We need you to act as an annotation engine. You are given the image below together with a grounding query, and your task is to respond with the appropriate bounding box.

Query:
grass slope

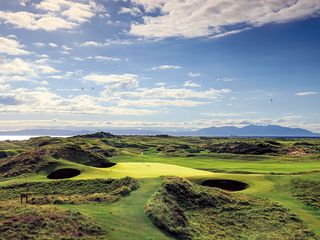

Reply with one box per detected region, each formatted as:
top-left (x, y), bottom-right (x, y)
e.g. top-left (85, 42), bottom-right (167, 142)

top-left (61, 178), bottom-right (174, 240)
top-left (145, 177), bottom-right (318, 240)
top-left (0, 177), bottom-right (139, 205)
top-left (0, 202), bottom-right (104, 240)
top-left (111, 153), bottom-right (320, 174)
top-left (291, 178), bottom-right (320, 210)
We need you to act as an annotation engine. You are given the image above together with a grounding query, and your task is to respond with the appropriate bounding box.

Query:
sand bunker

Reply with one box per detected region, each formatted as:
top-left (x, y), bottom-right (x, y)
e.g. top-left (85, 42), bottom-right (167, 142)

top-left (201, 179), bottom-right (248, 191)
top-left (47, 168), bottom-right (81, 179)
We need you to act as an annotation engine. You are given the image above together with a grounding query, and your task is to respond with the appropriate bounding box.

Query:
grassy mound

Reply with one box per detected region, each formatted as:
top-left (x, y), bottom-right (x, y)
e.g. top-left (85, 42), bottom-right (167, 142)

top-left (48, 143), bottom-right (115, 167)
top-left (145, 177), bottom-right (317, 240)
top-left (291, 179), bottom-right (320, 210)
top-left (0, 143), bottom-right (115, 177)
top-left (0, 202), bottom-right (104, 240)
top-left (76, 131), bottom-right (116, 139)
top-left (0, 177), bottom-right (139, 204)
top-left (205, 141), bottom-right (287, 154)
top-left (26, 136), bottom-right (65, 147)
top-left (156, 144), bottom-right (202, 155)
top-left (0, 148), bottom-right (49, 177)
top-left (292, 142), bottom-right (320, 154)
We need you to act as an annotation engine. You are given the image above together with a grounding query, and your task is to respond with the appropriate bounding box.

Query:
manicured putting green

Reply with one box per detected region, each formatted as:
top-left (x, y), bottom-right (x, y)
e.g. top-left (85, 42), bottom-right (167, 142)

top-left (0, 162), bottom-right (216, 186)
top-left (76, 162), bottom-right (214, 179)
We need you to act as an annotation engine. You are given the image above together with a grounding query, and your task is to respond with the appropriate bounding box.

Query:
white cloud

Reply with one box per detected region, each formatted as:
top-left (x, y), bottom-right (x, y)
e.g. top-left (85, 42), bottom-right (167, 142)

top-left (184, 80), bottom-right (201, 88)
top-left (48, 75), bottom-right (63, 79)
top-left (78, 38), bottom-right (156, 47)
top-left (62, 45), bottom-right (72, 51)
top-left (96, 83), bottom-right (230, 109)
top-left (33, 42), bottom-right (46, 47)
top-left (117, 98), bottom-right (207, 107)
top-left (79, 41), bottom-right (102, 47)
top-left (119, 7), bottom-right (142, 16)
top-left (83, 73), bottom-right (139, 88)
top-left (0, 84), bottom-right (11, 92)
top-left (295, 91), bottom-right (317, 96)
top-left (129, 0), bottom-right (320, 38)
top-left (188, 72), bottom-right (202, 78)
top-left (88, 56), bottom-right (121, 62)
top-left (37, 65), bottom-right (59, 74)
top-left (0, 87), bottom-right (156, 116)
top-left (7, 34), bottom-right (17, 39)
top-left (36, 0), bottom-right (105, 23)
top-left (0, 0), bottom-right (105, 31)
top-left (74, 57), bottom-right (85, 61)
top-left (216, 77), bottom-right (235, 82)
top-left (113, 87), bottom-right (230, 100)
top-left (35, 0), bottom-right (65, 11)
top-left (0, 58), bottom-right (37, 76)
top-left (19, 0), bottom-right (30, 7)
top-left (211, 28), bottom-right (251, 39)
top-left (155, 82), bottom-right (166, 86)
top-left (106, 107), bottom-right (158, 115)
top-left (61, 4), bottom-right (96, 23)
top-left (0, 58), bottom-right (59, 83)
top-left (0, 11), bottom-right (76, 31)
top-left (35, 58), bottom-right (49, 64)
top-left (0, 36), bottom-right (31, 55)
top-left (150, 65), bottom-right (181, 70)
top-left (48, 42), bottom-right (58, 48)
top-left (202, 112), bottom-right (240, 117)
top-left (40, 80), bottom-right (49, 85)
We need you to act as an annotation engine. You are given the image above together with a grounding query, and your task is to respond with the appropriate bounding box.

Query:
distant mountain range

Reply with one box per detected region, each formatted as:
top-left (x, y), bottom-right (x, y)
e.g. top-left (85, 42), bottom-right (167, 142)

top-left (0, 125), bottom-right (319, 137)
top-left (188, 125), bottom-right (320, 137)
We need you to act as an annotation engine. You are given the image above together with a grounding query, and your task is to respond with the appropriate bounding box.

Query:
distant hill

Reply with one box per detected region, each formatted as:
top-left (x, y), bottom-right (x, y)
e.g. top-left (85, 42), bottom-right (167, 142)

top-left (0, 125), bottom-right (319, 137)
top-left (189, 125), bottom-right (320, 137)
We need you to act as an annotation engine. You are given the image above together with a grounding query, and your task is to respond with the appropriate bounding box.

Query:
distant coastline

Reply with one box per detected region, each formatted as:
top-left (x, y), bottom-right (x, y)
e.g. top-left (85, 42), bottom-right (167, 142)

top-left (0, 124), bottom-right (319, 139)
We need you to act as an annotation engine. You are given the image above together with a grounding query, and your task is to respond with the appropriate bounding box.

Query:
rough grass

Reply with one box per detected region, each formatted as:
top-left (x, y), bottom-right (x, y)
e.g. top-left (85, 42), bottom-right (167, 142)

top-left (0, 202), bottom-right (104, 240)
top-left (292, 142), bottom-right (320, 154)
top-left (0, 142), bottom-right (114, 178)
top-left (48, 143), bottom-right (115, 167)
top-left (0, 177), bottom-right (139, 204)
top-left (204, 141), bottom-right (287, 154)
top-left (0, 148), bottom-right (50, 177)
top-left (291, 179), bottom-right (320, 210)
top-left (75, 131), bottom-right (116, 139)
top-left (145, 176), bottom-right (318, 240)
top-left (2, 135), bottom-right (320, 158)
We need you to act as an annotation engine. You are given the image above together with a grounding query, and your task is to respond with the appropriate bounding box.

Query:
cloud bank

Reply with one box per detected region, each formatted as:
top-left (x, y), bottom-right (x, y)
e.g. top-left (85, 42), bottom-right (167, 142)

top-left (129, 0), bottom-right (320, 38)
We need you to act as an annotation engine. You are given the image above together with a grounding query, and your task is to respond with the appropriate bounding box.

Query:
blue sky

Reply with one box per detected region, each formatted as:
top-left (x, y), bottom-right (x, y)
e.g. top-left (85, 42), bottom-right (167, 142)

top-left (0, 0), bottom-right (319, 132)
